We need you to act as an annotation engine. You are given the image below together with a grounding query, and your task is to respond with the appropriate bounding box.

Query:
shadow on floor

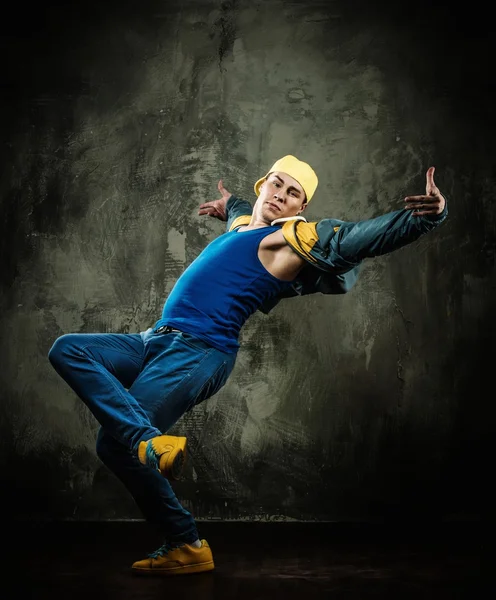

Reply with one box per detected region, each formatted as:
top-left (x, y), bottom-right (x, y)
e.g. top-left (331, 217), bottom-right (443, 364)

top-left (11, 521), bottom-right (488, 599)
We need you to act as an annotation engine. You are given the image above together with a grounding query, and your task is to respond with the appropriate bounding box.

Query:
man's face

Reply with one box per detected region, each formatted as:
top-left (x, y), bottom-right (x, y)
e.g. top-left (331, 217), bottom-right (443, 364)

top-left (257, 171), bottom-right (306, 222)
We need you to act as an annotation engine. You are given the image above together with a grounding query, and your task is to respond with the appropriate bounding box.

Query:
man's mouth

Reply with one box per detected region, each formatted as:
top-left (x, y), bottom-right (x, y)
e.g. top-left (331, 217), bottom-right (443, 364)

top-left (267, 202), bottom-right (281, 212)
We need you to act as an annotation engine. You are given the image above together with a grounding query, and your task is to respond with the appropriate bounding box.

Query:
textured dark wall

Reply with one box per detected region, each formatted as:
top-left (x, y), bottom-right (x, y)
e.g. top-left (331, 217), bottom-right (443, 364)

top-left (1, 0), bottom-right (494, 523)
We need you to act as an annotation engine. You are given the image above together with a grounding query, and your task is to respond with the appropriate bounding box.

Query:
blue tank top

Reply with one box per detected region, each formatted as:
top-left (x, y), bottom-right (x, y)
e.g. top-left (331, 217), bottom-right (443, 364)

top-left (155, 226), bottom-right (292, 353)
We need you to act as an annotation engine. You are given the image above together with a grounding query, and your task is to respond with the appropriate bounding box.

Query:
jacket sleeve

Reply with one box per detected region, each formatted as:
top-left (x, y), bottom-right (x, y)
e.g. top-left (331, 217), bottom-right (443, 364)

top-left (226, 195), bottom-right (253, 232)
top-left (312, 203), bottom-right (448, 271)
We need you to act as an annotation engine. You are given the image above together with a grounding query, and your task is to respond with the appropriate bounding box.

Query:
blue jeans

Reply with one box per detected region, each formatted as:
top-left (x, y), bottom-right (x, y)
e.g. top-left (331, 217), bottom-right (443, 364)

top-left (48, 327), bottom-right (236, 544)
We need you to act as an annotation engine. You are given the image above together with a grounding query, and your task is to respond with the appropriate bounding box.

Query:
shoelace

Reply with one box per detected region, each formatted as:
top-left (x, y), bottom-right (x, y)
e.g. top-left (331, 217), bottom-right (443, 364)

top-left (148, 541), bottom-right (184, 558)
top-left (145, 440), bottom-right (173, 471)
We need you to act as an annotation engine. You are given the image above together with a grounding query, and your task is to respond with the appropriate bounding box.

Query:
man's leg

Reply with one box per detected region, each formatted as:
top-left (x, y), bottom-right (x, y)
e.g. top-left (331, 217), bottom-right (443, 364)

top-left (122, 329), bottom-right (236, 574)
top-left (48, 331), bottom-right (201, 541)
top-left (49, 328), bottom-right (236, 573)
top-left (48, 332), bottom-right (162, 450)
top-left (130, 329), bottom-right (234, 430)
top-left (95, 429), bottom-right (198, 543)
top-left (129, 329), bottom-right (236, 474)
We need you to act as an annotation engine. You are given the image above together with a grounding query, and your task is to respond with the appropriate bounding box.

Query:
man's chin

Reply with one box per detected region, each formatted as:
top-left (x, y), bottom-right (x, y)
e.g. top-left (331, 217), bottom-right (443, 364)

top-left (263, 205), bottom-right (282, 219)
top-left (262, 214), bottom-right (278, 225)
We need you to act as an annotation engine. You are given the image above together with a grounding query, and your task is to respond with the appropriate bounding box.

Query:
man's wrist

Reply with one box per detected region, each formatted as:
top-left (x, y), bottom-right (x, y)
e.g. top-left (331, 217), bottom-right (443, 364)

top-left (428, 197), bottom-right (448, 221)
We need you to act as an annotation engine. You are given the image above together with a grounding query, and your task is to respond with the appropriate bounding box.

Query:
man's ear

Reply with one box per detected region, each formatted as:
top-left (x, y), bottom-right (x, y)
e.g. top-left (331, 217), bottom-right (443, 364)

top-left (297, 202), bottom-right (307, 215)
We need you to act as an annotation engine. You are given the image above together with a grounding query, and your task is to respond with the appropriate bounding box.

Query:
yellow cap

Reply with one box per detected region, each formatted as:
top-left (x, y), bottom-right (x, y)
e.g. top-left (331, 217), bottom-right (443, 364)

top-left (254, 155), bottom-right (318, 202)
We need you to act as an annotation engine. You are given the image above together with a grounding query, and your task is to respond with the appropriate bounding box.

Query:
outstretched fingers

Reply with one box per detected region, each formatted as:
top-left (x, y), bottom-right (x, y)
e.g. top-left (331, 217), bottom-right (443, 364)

top-left (404, 167), bottom-right (445, 216)
top-left (198, 180), bottom-right (231, 220)
top-left (404, 194), bottom-right (440, 215)
top-left (198, 202), bottom-right (218, 216)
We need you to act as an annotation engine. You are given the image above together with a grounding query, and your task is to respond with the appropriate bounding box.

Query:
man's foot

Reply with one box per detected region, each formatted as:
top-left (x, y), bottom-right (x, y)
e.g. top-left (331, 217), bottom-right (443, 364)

top-left (131, 540), bottom-right (214, 575)
top-left (138, 435), bottom-right (187, 480)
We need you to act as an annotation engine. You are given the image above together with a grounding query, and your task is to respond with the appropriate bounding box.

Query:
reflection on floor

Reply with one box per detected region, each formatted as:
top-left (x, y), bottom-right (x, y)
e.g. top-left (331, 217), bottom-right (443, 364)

top-left (12, 521), bottom-right (486, 599)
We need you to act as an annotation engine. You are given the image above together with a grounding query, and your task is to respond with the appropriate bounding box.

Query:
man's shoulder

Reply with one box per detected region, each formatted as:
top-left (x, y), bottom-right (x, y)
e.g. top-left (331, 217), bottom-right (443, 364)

top-left (228, 215), bottom-right (251, 231)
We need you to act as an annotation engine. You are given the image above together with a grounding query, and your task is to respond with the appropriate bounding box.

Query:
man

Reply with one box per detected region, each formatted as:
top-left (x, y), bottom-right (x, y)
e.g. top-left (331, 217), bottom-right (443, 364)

top-left (48, 155), bottom-right (447, 575)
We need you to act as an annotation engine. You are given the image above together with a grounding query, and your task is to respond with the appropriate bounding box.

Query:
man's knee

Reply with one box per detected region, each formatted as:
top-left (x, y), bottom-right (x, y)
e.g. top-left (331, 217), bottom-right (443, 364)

top-left (47, 334), bottom-right (81, 368)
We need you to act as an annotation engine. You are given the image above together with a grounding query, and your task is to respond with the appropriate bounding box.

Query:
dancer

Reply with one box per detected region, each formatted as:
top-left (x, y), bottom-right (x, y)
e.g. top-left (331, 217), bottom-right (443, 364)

top-left (48, 155), bottom-right (447, 574)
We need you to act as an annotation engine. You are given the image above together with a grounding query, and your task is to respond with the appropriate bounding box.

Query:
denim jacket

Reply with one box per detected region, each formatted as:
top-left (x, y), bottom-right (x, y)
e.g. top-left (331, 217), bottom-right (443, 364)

top-left (225, 194), bottom-right (448, 314)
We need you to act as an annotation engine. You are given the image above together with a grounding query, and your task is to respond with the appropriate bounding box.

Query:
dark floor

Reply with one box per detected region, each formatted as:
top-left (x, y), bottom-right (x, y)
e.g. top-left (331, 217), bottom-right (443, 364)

top-left (11, 521), bottom-right (489, 599)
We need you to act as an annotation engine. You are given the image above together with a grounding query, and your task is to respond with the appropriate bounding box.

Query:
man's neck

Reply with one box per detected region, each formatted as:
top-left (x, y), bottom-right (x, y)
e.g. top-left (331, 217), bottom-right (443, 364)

top-left (242, 216), bottom-right (272, 230)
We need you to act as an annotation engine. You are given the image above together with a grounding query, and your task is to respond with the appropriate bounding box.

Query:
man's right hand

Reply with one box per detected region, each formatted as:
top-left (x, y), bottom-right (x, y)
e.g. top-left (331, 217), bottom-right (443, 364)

top-left (198, 180), bottom-right (232, 222)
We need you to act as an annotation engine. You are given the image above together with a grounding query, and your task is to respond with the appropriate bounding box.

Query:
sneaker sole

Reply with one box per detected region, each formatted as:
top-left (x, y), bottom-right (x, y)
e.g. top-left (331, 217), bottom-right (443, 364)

top-left (160, 438), bottom-right (187, 480)
top-left (170, 447), bottom-right (186, 480)
top-left (132, 560), bottom-right (214, 576)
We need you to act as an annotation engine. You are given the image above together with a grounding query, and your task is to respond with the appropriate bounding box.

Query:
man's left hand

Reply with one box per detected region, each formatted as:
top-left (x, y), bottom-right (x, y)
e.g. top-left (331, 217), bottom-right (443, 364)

top-left (404, 167), bottom-right (446, 216)
top-left (198, 179), bottom-right (232, 221)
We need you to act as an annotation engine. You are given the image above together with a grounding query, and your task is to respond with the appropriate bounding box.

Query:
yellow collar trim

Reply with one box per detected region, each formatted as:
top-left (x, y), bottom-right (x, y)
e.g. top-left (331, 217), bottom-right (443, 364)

top-left (270, 216), bottom-right (308, 226)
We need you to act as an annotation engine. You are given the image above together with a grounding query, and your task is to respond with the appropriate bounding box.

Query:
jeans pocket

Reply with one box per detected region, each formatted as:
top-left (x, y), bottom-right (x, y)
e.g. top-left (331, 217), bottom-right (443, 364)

top-left (178, 332), bottom-right (212, 353)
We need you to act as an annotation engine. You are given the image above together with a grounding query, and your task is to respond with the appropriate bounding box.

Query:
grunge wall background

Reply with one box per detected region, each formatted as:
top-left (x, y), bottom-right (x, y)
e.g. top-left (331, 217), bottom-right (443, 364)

top-left (1, 0), bottom-right (494, 522)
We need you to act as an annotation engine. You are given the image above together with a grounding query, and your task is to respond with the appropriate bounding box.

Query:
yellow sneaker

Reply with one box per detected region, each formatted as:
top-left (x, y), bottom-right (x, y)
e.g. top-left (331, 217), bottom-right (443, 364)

top-left (138, 435), bottom-right (187, 480)
top-left (131, 539), bottom-right (214, 575)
